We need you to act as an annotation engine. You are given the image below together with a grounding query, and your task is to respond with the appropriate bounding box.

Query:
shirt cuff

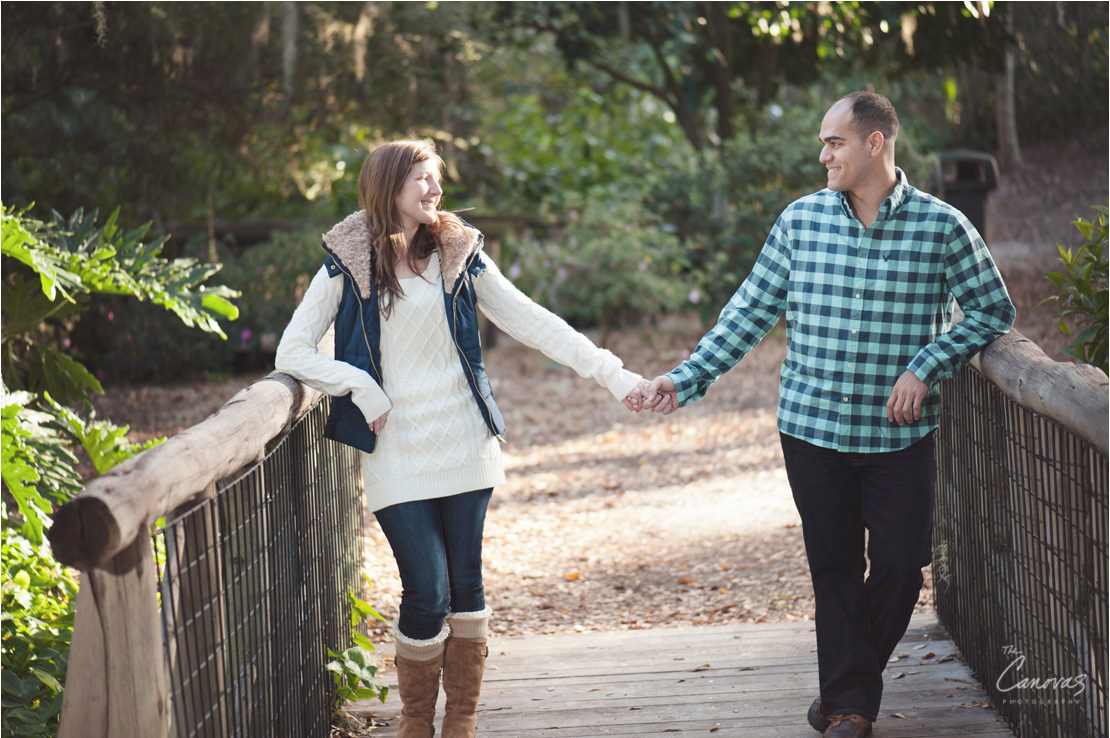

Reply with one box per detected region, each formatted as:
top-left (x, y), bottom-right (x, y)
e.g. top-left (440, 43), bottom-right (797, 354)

top-left (907, 350), bottom-right (944, 388)
top-left (351, 385), bottom-right (392, 423)
top-left (606, 368), bottom-right (643, 402)
top-left (667, 364), bottom-right (701, 406)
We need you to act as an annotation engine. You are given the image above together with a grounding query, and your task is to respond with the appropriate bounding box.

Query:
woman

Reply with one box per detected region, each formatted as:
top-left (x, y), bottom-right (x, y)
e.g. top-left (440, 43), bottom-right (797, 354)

top-left (275, 139), bottom-right (648, 738)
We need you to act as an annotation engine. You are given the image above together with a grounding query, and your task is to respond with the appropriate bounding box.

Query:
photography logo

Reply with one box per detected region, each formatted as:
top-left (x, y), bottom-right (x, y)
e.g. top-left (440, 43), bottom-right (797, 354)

top-left (996, 645), bottom-right (1088, 706)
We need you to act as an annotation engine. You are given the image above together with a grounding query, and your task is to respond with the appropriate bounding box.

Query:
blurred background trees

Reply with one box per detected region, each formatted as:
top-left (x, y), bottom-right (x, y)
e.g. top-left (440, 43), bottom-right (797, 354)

top-left (2, 0), bottom-right (1107, 381)
top-left (3, 0), bottom-right (1107, 387)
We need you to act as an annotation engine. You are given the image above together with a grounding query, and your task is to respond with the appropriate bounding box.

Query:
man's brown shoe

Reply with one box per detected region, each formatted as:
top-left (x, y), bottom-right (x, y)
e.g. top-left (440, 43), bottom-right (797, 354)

top-left (826, 714), bottom-right (872, 738)
top-left (807, 698), bottom-right (830, 733)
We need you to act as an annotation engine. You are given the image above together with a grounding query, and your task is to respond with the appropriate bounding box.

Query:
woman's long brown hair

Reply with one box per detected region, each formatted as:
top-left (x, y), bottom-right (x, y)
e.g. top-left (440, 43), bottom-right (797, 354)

top-left (357, 139), bottom-right (464, 317)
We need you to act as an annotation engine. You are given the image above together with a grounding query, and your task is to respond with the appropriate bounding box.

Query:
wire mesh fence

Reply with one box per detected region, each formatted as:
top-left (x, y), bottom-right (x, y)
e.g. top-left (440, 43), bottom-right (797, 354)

top-left (935, 364), bottom-right (1108, 738)
top-left (152, 397), bottom-right (364, 738)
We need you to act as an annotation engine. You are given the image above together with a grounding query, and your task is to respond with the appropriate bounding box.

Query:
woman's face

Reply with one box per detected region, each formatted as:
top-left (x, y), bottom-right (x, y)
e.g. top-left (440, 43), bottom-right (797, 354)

top-left (394, 159), bottom-right (443, 235)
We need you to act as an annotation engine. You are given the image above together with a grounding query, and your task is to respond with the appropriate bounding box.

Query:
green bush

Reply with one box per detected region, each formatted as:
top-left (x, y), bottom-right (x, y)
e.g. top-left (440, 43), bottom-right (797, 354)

top-left (217, 227), bottom-right (329, 363)
top-left (503, 188), bottom-right (692, 344)
top-left (1, 204), bottom-right (235, 738)
top-left (1042, 204), bottom-right (1109, 374)
top-left (642, 104), bottom-right (826, 319)
top-left (0, 503), bottom-right (77, 738)
top-left (77, 225), bottom-right (328, 383)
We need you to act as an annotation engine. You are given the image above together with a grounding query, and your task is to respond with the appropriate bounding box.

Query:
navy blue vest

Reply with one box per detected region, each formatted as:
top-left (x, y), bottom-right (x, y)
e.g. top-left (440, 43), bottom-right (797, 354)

top-left (320, 240), bottom-right (506, 454)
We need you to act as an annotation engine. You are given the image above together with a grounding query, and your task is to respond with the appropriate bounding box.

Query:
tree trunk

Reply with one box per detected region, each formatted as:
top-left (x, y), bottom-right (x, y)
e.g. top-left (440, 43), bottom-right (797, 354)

top-left (994, 14), bottom-right (1023, 171)
top-left (281, 2), bottom-right (297, 100)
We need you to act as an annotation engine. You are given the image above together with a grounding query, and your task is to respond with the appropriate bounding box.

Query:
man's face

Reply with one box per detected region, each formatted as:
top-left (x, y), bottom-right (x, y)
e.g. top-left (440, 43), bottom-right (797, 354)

top-left (818, 101), bottom-right (874, 193)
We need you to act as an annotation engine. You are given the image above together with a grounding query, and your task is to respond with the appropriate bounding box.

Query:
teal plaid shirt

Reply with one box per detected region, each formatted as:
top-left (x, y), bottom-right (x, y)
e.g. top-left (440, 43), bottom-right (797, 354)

top-left (668, 170), bottom-right (1015, 453)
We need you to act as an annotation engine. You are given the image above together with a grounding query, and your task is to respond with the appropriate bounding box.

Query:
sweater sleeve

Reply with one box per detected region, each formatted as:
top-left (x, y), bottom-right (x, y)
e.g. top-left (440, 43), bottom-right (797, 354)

top-left (274, 266), bottom-right (392, 422)
top-left (472, 256), bottom-right (642, 401)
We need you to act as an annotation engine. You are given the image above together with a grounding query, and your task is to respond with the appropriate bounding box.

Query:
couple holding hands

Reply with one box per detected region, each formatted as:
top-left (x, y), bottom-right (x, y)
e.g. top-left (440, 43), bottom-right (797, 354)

top-left (276, 91), bottom-right (1015, 738)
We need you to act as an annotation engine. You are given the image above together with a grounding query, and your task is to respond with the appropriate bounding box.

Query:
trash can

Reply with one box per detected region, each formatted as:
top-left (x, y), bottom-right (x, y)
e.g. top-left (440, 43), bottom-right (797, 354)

top-left (934, 150), bottom-right (999, 243)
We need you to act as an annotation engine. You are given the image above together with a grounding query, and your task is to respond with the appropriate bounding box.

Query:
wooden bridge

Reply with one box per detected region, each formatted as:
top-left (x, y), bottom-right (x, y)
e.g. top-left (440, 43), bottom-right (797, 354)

top-left (47, 329), bottom-right (1106, 738)
top-left (353, 614), bottom-right (1014, 737)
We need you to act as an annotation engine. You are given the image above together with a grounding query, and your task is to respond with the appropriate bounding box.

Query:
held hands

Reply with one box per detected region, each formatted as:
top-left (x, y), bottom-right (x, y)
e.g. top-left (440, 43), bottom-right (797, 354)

top-left (622, 380), bottom-right (651, 412)
top-left (623, 375), bottom-right (679, 415)
top-left (886, 371), bottom-right (927, 425)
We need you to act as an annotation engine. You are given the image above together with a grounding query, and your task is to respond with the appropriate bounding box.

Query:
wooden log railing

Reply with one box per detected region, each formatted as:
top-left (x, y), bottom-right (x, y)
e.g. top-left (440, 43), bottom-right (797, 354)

top-left (935, 329), bottom-right (1109, 738)
top-left (968, 330), bottom-right (1108, 455)
top-left (48, 337), bottom-right (340, 738)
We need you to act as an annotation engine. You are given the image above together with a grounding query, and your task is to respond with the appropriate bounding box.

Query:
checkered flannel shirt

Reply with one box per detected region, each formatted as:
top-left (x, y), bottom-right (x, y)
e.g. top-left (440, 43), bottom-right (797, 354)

top-left (668, 169), bottom-right (1015, 453)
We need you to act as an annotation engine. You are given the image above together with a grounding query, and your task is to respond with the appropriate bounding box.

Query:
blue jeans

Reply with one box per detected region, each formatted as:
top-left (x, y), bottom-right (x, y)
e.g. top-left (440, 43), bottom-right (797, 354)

top-left (780, 432), bottom-right (936, 722)
top-left (373, 488), bottom-right (493, 641)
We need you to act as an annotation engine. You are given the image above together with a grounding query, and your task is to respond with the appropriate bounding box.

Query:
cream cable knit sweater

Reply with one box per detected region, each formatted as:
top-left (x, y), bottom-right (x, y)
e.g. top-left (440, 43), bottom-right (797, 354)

top-left (275, 250), bottom-right (641, 512)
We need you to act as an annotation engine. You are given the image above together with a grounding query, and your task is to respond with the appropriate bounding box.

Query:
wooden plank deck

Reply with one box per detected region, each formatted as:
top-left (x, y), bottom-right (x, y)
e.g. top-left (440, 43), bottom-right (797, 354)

top-left (350, 613), bottom-right (1014, 737)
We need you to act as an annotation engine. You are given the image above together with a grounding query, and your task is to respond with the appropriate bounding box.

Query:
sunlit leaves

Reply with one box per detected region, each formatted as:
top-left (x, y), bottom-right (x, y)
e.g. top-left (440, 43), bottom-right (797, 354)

top-left (1, 204), bottom-right (241, 405)
top-left (1040, 204), bottom-right (1109, 373)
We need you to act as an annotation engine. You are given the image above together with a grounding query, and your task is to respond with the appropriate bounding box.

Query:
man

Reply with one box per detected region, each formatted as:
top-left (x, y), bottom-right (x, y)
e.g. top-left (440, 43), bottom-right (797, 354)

top-left (642, 91), bottom-right (1015, 737)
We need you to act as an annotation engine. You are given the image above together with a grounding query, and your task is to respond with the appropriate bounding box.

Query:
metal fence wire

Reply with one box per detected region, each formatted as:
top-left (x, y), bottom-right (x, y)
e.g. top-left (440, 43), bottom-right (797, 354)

top-left (935, 364), bottom-right (1108, 738)
top-left (152, 397), bottom-right (364, 738)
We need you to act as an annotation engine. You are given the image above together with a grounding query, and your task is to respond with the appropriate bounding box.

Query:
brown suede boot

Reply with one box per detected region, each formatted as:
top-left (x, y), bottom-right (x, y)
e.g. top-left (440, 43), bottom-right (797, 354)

top-left (441, 609), bottom-right (491, 738)
top-left (394, 621), bottom-right (450, 738)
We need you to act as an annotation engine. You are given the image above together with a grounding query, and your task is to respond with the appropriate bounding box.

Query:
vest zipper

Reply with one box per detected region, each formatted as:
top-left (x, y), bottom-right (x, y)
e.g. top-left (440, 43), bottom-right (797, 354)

top-left (333, 259), bottom-right (380, 383)
top-left (451, 265), bottom-right (505, 443)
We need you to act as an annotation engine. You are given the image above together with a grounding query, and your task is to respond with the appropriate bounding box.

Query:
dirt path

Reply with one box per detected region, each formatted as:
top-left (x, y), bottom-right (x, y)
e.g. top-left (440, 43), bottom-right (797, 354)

top-left (362, 320), bottom-right (825, 640)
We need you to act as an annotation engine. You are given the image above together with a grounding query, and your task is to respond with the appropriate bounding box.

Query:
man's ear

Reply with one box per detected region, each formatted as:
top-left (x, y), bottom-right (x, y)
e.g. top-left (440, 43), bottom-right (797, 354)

top-left (868, 131), bottom-right (885, 156)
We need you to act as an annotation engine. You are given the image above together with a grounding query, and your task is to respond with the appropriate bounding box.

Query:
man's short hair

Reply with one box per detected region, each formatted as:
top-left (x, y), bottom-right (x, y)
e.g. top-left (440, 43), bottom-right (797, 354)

top-left (839, 91), bottom-right (899, 142)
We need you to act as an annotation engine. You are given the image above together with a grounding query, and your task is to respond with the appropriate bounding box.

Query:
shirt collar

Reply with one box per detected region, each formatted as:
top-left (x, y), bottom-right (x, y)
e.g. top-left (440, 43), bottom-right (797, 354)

top-left (837, 167), bottom-right (910, 224)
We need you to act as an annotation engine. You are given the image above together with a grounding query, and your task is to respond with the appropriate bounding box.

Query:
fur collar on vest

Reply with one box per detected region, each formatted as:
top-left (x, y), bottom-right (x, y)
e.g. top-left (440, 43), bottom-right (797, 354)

top-left (322, 210), bottom-right (480, 298)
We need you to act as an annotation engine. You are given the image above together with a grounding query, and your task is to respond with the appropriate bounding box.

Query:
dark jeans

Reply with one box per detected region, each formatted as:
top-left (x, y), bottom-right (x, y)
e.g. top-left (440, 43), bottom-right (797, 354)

top-left (780, 432), bottom-right (936, 722)
top-left (374, 488), bottom-right (493, 641)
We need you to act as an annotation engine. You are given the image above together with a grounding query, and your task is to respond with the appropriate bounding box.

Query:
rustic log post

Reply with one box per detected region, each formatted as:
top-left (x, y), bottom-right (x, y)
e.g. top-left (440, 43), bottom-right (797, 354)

top-left (57, 533), bottom-right (171, 738)
top-left (49, 331), bottom-right (336, 738)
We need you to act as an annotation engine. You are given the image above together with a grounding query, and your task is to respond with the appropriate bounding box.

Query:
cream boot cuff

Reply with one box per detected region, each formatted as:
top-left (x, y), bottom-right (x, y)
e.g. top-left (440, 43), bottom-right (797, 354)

top-left (393, 619), bottom-right (451, 662)
top-left (445, 607), bottom-right (492, 640)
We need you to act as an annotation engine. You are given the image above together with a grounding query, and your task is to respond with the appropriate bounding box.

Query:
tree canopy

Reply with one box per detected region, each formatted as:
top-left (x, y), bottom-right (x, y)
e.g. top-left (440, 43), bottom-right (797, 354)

top-left (3, 2), bottom-right (1106, 231)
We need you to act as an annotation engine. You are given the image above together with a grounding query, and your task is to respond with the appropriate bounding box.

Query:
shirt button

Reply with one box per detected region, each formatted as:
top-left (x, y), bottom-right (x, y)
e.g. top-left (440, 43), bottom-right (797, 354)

top-left (843, 396), bottom-right (849, 402)
top-left (851, 329), bottom-right (858, 334)
top-left (855, 293), bottom-right (861, 298)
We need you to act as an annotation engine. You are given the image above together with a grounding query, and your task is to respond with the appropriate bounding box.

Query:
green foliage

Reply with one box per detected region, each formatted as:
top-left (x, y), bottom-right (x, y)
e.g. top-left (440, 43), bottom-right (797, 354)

top-left (644, 103), bottom-right (827, 318)
top-left (476, 63), bottom-right (677, 212)
top-left (1, 202), bottom-right (228, 738)
top-left (325, 645), bottom-right (388, 707)
top-left (504, 188), bottom-right (692, 342)
top-left (1, 505), bottom-right (78, 738)
top-left (1041, 205), bottom-right (1109, 374)
top-left (1, 385), bottom-right (164, 738)
top-left (347, 572), bottom-right (388, 653)
top-left (2, 390), bottom-right (77, 547)
top-left (1, 204), bottom-right (239, 405)
top-left (327, 573), bottom-right (389, 717)
top-left (218, 227), bottom-right (328, 359)
top-left (74, 224), bottom-right (327, 382)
